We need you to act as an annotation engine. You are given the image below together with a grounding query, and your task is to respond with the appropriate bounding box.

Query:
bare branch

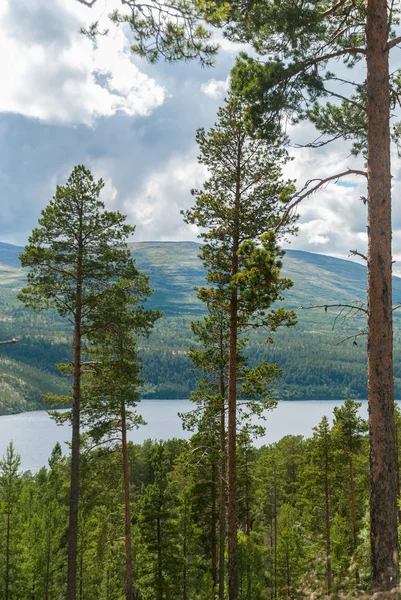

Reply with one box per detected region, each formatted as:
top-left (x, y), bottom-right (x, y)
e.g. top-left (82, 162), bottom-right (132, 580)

top-left (336, 331), bottom-right (367, 345)
top-left (349, 249), bottom-right (367, 261)
top-left (276, 169), bottom-right (367, 231)
top-left (75, 0), bottom-right (97, 5)
top-left (301, 303), bottom-right (368, 314)
top-left (0, 339), bottom-right (17, 345)
top-left (323, 0), bottom-right (353, 18)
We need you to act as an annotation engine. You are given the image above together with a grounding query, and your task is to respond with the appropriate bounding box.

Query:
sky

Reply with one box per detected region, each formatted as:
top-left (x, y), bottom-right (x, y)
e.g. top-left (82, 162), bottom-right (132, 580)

top-left (1, 0), bottom-right (401, 272)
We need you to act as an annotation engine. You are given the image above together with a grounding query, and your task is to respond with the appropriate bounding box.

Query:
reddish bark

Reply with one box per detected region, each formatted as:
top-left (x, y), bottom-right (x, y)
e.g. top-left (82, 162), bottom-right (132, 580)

top-left (348, 455), bottom-right (360, 586)
top-left (366, 0), bottom-right (399, 591)
top-left (324, 455), bottom-right (332, 596)
top-left (219, 376), bottom-right (226, 600)
top-left (66, 283), bottom-right (82, 600)
top-left (121, 402), bottom-right (134, 600)
top-left (211, 462), bottom-right (218, 589)
top-left (227, 270), bottom-right (238, 600)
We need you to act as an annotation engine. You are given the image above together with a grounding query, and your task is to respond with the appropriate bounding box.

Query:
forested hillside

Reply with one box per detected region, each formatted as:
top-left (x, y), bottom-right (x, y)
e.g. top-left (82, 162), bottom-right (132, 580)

top-left (0, 401), bottom-right (384, 600)
top-left (0, 240), bottom-right (399, 413)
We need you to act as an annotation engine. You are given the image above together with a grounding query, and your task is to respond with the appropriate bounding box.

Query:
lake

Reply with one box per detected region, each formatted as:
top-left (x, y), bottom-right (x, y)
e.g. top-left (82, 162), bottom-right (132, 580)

top-left (0, 399), bottom-right (372, 471)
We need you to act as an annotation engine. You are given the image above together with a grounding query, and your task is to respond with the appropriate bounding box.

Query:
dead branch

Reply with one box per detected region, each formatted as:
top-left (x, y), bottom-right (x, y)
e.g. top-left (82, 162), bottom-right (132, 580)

top-left (336, 331), bottom-right (367, 345)
top-left (276, 169), bottom-right (367, 231)
top-left (349, 249), bottom-right (367, 261)
top-left (301, 303), bottom-right (367, 314)
top-left (0, 339), bottom-right (17, 345)
top-left (323, 0), bottom-right (353, 18)
top-left (75, 0), bottom-right (97, 6)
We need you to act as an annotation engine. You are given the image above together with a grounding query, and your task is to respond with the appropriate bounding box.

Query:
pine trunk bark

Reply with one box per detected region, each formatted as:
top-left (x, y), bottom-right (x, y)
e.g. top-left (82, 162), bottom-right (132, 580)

top-left (5, 509), bottom-right (10, 600)
top-left (66, 285), bottom-right (82, 600)
top-left (324, 450), bottom-right (332, 596)
top-left (366, 0), bottom-right (399, 591)
top-left (121, 402), bottom-right (134, 600)
top-left (228, 238), bottom-right (239, 600)
top-left (219, 374), bottom-right (226, 600)
top-left (211, 461), bottom-right (218, 589)
top-left (228, 131), bottom-right (243, 600)
top-left (45, 529), bottom-right (51, 600)
top-left (157, 513), bottom-right (163, 600)
top-left (274, 488), bottom-right (277, 600)
top-left (348, 455), bottom-right (360, 586)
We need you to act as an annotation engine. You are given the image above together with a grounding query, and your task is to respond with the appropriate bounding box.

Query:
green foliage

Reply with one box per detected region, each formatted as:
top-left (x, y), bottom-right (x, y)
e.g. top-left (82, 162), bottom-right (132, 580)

top-left (228, 0), bottom-right (378, 132)
top-left (0, 398), bottom-right (389, 600)
top-left (83, 0), bottom-right (230, 66)
top-left (18, 165), bottom-right (135, 322)
top-left (80, 278), bottom-right (161, 445)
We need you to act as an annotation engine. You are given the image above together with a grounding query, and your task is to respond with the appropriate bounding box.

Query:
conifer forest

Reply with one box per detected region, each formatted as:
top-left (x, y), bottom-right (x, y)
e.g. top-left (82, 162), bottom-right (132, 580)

top-left (2, 0), bottom-right (401, 599)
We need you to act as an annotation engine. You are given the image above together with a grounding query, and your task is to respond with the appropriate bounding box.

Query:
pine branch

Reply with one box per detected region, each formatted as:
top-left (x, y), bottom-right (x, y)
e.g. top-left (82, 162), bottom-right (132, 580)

top-left (388, 36), bottom-right (401, 49)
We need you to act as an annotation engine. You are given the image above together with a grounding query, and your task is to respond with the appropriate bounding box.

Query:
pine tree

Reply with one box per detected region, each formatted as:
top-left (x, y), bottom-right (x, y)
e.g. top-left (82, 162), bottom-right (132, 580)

top-left (0, 442), bottom-right (23, 600)
top-left (229, 2), bottom-right (401, 588)
top-left (18, 165), bottom-right (138, 600)
top-left (333, 399), bottom-right (368, 587)
top-left (183, 94), bottom-right (296, 600)
top-left (136, 441), bottom-right (184, 600)
top-left (302, 416), bottom-right (336, 595)
top-left (81, 278), bottom-right (161, 600)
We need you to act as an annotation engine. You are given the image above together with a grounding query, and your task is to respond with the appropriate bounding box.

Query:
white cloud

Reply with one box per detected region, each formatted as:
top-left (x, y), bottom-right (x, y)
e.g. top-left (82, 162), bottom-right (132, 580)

top-left (201, 76), bottom-right (230, 99)
top-left (123, 152), bottom-right (207, 240)
top-left (0, 0), bottom-right (165, 125)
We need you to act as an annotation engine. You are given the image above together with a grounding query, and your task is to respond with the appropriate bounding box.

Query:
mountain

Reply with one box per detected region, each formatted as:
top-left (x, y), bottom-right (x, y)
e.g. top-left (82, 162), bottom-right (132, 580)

top-left (0, 240), bottom-right (398, 414)
top-left (129, 241), bottom-right (375, 312)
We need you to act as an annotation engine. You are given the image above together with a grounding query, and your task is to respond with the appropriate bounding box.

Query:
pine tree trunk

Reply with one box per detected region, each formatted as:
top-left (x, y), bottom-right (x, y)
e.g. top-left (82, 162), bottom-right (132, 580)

top-left (274, 488), bottom-right (278, 600)
top-left (228, 239), bottom-right (239, 600)
top-left (324, 453), bottom-right (332, 596)
top-left (396, 422), bottom-right (401, 524)
top-left (45, 528), bottom-right (51, 600)
top-left (183, 495), bottom-right (188, 600)
top-left (245, 453), bottom-right (251, 537)
top-left (211, 461), bottom-right (218, 590)
top-left (157, 513), bottom-right (163, 600)
top-left (286, 551), bottom-right (291, 600)
top-left (228, 133), bottom-right (242, 600)
top-left (245, 451), bottom-right (251, 600)
top-left (121, 401), bottom-right (134, 600)
top-left (67, 295), bottom-right (82, 600)
top-left (219, 375), bottom-right (226, 600)
top-left (366, 0), bottom-right (399, 591)
top-left (5, 508), bottom-right (10, 600)
top-left (79, 551), bottom-right (83, 600)
top-left (348, 455), bottom-right (360, 586)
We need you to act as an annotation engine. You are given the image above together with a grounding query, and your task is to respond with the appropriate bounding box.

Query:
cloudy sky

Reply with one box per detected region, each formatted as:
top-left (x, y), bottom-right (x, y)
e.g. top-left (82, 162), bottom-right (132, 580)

top-left (1, 0), bottom-right (400, 271)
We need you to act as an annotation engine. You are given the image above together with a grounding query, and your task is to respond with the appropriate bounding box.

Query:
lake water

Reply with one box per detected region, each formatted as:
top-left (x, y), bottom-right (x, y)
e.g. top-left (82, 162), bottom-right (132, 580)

top-left (0, 399), bottom-right (372, 471)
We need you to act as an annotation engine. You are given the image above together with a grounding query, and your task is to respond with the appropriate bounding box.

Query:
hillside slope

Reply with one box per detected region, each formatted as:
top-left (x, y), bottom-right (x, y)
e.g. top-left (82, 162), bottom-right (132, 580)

top-left (0, 240), bottom-right (398, 412)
